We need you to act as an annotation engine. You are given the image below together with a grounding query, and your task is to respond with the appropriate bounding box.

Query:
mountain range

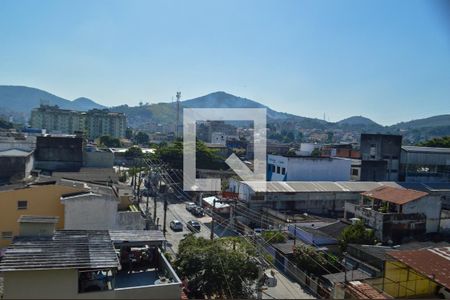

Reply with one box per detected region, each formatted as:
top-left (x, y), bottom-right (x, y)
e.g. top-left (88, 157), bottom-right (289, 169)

top-left (0, 85), bottom-right (449, 142)
top-left (0, 86), bottom-right (105, 118)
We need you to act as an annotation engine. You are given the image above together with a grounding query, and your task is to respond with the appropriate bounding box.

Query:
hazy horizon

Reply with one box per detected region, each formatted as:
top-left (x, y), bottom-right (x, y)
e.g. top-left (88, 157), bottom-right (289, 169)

top-left (1, 0), bottom-right (449, 125)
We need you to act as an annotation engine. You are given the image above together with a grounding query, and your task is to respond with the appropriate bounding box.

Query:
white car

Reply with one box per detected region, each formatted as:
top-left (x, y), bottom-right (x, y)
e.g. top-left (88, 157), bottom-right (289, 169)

top-left (185, 202), bottom-right (196, 212)
top-left (170, 220), bottom-right (183, 231)
top-left (438, 287), bottom-right (450, 299)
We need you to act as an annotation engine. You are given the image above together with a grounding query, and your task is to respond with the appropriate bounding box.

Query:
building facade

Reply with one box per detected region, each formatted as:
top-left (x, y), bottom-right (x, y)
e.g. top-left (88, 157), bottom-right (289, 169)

top-left (344, 186), bottom-right (442, 243)
top-left (267, 154), bottom-right (352, 181)
top-left (360, 134), bottom-right (402, 181)
top-left (30, 105), bottom-right (126, 139)
top-left (400, 146), bottom-right (450, 183)
top-left (0, 183), bottom-right (86, 248)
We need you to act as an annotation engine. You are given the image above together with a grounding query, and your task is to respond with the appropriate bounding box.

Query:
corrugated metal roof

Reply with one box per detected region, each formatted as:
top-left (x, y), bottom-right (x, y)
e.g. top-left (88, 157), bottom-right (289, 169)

top-left (242, 181), bottom-right (403, 193)
top-left (108, 230), bottom-right (165, 245)
top-left (362, 186), bottom-right (428, 205)
top-left (388, 246), bottom-right (450, 289)
top-left (0, 230), bottom-right (119, 272)
top-left (402, 146), bottom-right (450, 154)
top-left (322, 270), bottom-right (372, 284)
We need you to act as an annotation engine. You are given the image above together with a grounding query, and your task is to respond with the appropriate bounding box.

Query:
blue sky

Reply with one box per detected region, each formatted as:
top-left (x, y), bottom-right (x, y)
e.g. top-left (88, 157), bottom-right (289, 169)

top-left (0, 0), bottom-right (448, 125)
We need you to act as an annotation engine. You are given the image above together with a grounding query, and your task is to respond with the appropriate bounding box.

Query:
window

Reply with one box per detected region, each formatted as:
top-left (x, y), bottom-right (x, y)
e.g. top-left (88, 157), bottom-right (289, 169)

top-left (281, 167), bottom-right (286, 175)
top-left (270, 164), bottom-right (275, 172)
top-left (17, 200), bottom-right (28, 210)
top-left (1, 231), bottom-right (13, 240)
top-left (276, 166), bottom-right (280, 174)
top-left (352, 169), bottom-right (359, 176)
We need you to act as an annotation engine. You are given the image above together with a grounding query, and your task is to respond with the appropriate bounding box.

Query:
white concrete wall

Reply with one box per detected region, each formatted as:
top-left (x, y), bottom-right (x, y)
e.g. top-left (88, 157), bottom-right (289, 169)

top-left (63, 194), bottom-right (118, 230)
top-left (4, 269), bottom-right (78, 299)
top-left (268, 155), bottom-right (351, 181)
top-left (403, 195), bottom-right (441, 233)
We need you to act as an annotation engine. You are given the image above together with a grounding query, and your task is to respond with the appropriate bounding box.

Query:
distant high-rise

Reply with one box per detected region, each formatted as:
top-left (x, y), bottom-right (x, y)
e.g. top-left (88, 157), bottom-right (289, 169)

top-left (30, 105), bottom-right (126, 140)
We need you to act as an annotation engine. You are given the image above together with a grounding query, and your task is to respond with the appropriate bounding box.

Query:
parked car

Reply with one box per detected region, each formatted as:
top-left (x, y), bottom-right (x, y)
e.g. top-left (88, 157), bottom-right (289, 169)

top-left (192, 206), bottom-right (205, 217)
top-left (170, 220), bottom-right (183, 231)
top-left (186, 220), bottom-right (201, 232)
top-left (185, 202), bottom-right (196, 212)
top-left (438, 287), bottom-right (450, 299)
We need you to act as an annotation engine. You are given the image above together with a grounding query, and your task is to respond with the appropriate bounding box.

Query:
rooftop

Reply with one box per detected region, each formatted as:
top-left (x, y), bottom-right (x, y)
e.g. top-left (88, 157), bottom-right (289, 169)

top-left (361, 186), bottom-right (428, 205)
top-left (0, 230), bottom-right (119, 272)
top-left (402, 145), bottom-right (450, 154)
top-left (242, 181), bottom-right (402, 193)
top-left (109, 230), bottom-right (165, 247)
top-left (322, 270), bottom-right (372, 284)
top-left (0, 148), bottom-right (33, 157)
top-left (346, 281), bottom-right (392, 299)
top-left (17, 215), bottom-right (59, 224)
top-left (388, 246), bottom-right (450, 289)
top-left (52, 168), bottom-right (119, 184)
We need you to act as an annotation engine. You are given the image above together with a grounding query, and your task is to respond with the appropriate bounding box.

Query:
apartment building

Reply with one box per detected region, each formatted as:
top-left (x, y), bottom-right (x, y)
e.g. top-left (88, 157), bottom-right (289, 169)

top-left (30, 105), bottom-right (126, 139)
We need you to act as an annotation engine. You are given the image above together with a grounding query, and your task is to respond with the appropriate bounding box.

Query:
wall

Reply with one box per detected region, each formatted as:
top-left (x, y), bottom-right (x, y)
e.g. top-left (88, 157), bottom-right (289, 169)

top-left (0, 184), bottom-right (85, 248)
top-left (381, 261), bottom-right (437, 298)
top-left (0, 153), bottom-right (33, 183)
top-left (3, 269), bottom-right (181, 300)
top-left (268, 155), bottom-right (351, 181)
top-left (115, 211), bottom-right (146, 230)
top-left (402, 196), bottom-right (441, 233)
top-left (3, 269), bottom-right (78, 299)
top-left (83, 151), bottom-right (114, 168)
top-left (34, 136), bottom-right (83, 171)
top-left (63, 194), bottom-right (118, 230)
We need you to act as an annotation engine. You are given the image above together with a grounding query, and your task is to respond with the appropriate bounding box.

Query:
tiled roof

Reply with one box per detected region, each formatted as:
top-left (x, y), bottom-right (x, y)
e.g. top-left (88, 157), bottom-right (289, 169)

top-left (346, 281), bottom-right (392, 299)
top-left (388, 247), bottom-right (450, 289)
top-left (361, 186), bottom-right (428, 205)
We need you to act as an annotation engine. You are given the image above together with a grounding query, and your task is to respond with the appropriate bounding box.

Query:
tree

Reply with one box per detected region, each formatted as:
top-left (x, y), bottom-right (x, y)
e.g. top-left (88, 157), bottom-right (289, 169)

top-left (261, 230), bottom-right (287, 244)
top-left (135, 131), bottom-right (150, 145)
top-left (174, 235), bottom-right (258, 299)
top-left (125, 146), bottom-right (143, 159)
top-left (125, 128), bottom-right (133, 140)
top-left (99, 135), bottom-right (121, 147)
top-left (311, 148), bottom-right (321, 157)
top-left (338, 220), bottom-right (375, 251)
top-left (418, 136), bottom-right (450, 148)
top-left (292, 244), bottom-right (341, 276)
top-left (156, 140), bottom-right (227, 170)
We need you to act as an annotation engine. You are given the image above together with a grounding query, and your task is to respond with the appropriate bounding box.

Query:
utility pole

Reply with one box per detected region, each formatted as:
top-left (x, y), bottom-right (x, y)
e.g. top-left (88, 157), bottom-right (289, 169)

top-left (210, 198), bottom-right (216, 240)
top-left (257, 264), bottom-right (265, 300)
top-left (163, 198), bottom-right (168, 237)
top-left (293, 224), bottom-right (297, 246)
top-left (153, 196), bottom-right (157, 222)
top-left (175, 91), bottom-right (181, 138)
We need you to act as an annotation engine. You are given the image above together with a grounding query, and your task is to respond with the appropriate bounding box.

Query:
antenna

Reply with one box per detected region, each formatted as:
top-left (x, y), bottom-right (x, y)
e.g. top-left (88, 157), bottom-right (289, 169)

top-left (176, 92), bottom-right (181, 138)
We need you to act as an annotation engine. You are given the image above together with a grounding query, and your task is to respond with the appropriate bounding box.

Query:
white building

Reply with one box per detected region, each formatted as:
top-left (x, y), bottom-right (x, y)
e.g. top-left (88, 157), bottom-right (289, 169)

top-left (210, 132), bottom-right (226, 145)
top-left (228, 179), bottom-right (402, 216)
top-left (267, 154), bottom-right (352, 181)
